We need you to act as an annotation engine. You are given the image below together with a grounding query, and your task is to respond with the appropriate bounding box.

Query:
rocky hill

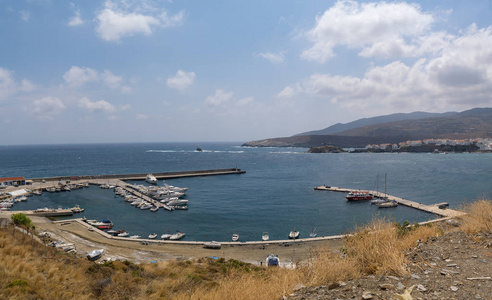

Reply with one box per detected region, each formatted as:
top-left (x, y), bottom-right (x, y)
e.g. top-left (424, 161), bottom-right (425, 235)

top-left (243, 107), bottom-right (492, 148)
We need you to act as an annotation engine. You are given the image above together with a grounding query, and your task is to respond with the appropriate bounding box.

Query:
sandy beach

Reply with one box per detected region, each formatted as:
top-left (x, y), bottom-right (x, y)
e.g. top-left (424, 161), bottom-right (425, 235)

top-left (23, 215), bottom-right (344, 266)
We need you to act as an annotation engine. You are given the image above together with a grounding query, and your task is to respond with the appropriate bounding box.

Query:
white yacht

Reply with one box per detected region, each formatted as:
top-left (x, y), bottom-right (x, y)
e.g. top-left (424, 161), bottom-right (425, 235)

top-left (145, 174), bottom-right (158, 184)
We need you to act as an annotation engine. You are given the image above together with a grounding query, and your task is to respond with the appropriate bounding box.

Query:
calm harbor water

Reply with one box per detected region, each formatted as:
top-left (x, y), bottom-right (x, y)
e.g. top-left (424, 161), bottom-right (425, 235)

top-left (1, 142), bottom-right (491, 241)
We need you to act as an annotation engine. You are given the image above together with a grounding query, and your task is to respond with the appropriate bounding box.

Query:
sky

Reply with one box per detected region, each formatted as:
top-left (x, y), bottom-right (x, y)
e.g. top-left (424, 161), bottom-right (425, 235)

top-left (1, 0), bottom-right (492, 145)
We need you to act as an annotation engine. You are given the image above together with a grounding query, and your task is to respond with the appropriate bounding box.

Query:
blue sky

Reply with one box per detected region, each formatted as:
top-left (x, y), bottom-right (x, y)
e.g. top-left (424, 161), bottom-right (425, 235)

top-left (1, 0), bottom-right (491, 145)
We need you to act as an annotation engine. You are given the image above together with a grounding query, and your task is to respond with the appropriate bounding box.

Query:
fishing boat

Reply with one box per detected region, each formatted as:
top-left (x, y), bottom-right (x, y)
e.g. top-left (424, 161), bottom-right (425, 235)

top-left (232, 233), bottom-right (239, 242)
top-left (345, 191), bottom-right (373, 201)
top-left (203, 241), bottom-right (221, 249)
top-left (145, 174), bottom-right (158, 184)
top-left (266, 254), bottom-right (279, 266)
top-left (160, 233), bottom-right (172, 240)
top-left (262, 232), bottom-right (269, 241)
top-left (148, 233), bottom-right (157, 239)
top-left (289, 230), bottom-right (300, 239)
top-left (87, 249), bottom-right (104, 261)
top-left (309, 228), bottom-right (317, 238)
top-left (196, 145), bottom-right (203, 152)
top-left (169, 232), bottom-right (185, 240)
top-left (89, 219), bottom-right (113, 230)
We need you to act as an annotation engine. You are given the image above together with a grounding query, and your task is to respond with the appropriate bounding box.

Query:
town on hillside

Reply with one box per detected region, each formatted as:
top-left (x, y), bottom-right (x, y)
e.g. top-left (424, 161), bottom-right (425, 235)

top-left (362, 138), bottom-right (492, 153)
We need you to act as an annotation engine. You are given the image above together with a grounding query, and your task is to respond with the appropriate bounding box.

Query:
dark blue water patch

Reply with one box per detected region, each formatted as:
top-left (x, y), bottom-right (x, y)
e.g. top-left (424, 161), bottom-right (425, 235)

top-left (4, 143), bottom-right (492, 241)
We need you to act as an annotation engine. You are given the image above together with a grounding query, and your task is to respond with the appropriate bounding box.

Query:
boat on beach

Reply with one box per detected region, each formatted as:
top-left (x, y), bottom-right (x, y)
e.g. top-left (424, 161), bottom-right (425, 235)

top-left (87, 249), bottom-right (104, 261)
top-left (203, 241), bottom-right (221, 249)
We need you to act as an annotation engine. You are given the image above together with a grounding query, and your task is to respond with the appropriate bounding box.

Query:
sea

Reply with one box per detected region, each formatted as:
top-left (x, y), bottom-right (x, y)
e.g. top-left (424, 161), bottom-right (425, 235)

top-left (1, 142), bottom-right (490, 242)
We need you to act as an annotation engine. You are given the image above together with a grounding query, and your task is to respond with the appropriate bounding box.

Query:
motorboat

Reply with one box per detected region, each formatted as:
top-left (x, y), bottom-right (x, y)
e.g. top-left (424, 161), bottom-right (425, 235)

top-left (310, 228), bottom-right (317, 238)
top-left (160, 233), bottom-right (171, 240)
top-left (87, 249), bottom-right (104, 261)
top-left (232, 233), bottom-right (239, 242)
top-left (107, 230), bottom-right (117, 235)
top-left (148, 233), bottom-right (157, 239)
top-left (167, 199), bottom-right (188, 206)
top-left (266, 254), bottom-right (279, 267)
top-left (203, 241), bottom-right (221, 249)
top-left (345, 191), bottom-right (373, 201)
top-left (169, 232), bottom-right (185, 240)
top-left (117, 231), bottom-right (129, 237)
top-left (377, 201), bottom-right (398, 208)
top-left (162, 204), bottom-right (174, 211)
top-left (262, 232), bottom-right (269, 241)
top-left (89, 219), bottom-right (113, 230)
top-left (145, 174), bottom-right (158, 184)
top-left (139, 203), bottom-right (153, 210)
top-left (150, 206), bottom-right (159, 212)
top-left (171, 205), bottom-right (188, 210)
top-left (289, 230), bottom-right (300, 239)
top-left (196, 145), bottom-right (203, 152)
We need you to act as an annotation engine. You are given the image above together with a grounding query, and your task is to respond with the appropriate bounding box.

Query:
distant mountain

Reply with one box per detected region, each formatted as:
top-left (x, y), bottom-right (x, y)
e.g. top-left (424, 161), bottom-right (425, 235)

top-left (295, 111), bottom-right (457, 136)
top-left (242, 108), bottom-right (492, 148)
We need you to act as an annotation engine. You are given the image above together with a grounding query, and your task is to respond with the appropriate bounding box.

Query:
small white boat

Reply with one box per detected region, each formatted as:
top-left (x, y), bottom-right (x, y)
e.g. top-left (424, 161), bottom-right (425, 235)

top-left (139, 203), bottom-right (153, 210)
top-left (148, 233), bottom-right (157, 239)
top-left (262, 232), bottom-right (269, 241)
top-left (145, 174), bottom-right (158, 184)
top-left (169, 232), bottom-right (185, 240)
top-left (232, 233), bottom-right (239, 242)
top-left (309, 228), bottom-right (317, 238)
top-left (150, 206), bottom-right (159, 212)
top-left (160, 233), bottom-right (171, 240)
top-left (377, 201), bottom-right (398, 208)
top-left (87, 249), bottom-right (104, 261)
top-left (117, 231), bottom-right (129, 237)
top-left (203, 241), bottom-right (221, 249)
top-left (289, 230), bottom-right (300, 239)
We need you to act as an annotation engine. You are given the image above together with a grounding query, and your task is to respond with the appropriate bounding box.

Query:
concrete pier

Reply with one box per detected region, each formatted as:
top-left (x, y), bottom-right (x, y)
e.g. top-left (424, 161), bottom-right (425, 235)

top-left (314, 185), bottom-right (464, 218)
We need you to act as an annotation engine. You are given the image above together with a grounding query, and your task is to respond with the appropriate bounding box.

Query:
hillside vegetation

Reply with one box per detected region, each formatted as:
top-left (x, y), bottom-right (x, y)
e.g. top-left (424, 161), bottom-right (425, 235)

top-left (1, 199), bottom-right (491, 299)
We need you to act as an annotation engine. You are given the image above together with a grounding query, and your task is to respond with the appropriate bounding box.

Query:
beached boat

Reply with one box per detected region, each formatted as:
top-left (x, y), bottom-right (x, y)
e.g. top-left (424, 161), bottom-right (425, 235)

top-left (145, 174), bottom-right (158, 184)
top-left (345, 191), bottom-right (373, 201)
top-left (160, 233), bottom-right (171, 240)
top-left (262, 232), bottom-right (270, 241)
top-left (289, 230), bottom-right (300, 239)
top-left (232, 233), bottom-right (239, 242)
top-left (169, 232), bottom-right (185, 240)
top-left (87, 249), bottom-right (104, 261)
top-left (148, 233), bottom-right (157, 239)
top-left (266, 254), bottom-right (279, 266)
top-left (203, 241), bottom-right (221, 249)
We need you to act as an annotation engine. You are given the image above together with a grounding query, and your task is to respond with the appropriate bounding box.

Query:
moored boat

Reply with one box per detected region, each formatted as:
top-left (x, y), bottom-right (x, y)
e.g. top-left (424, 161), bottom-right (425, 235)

top-left (289, 230), bottom-right (300, 239)
top-left (169, 232), bottom-right (185, 240)
top-left (148, 233), bottom-right (157, 239)
top-left (117, 231), bottom-right (129, 237)
top-left (262, 232), bottom-right (269, 241)
top-left (160, 233), bottom-right (171, 240)
top-left (145, 174), bottom-right (158, 184)
top-left (345, 191), bottom-right (373, 201)
top-left (377, 201), bottom-right (398, 208)
top-left (150, 206), bottom-right (159, 212)
top-left (232, 233), bottom-right (239, 242)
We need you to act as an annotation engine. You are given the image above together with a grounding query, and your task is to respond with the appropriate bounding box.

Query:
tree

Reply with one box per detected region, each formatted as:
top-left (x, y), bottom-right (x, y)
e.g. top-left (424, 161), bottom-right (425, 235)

top-left (11, 213), bottom-right (32, 240)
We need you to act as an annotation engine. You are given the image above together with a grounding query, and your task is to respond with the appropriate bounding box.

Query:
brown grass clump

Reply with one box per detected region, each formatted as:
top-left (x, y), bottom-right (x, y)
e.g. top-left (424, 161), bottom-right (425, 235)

top-left (459, 199), bottom-right (492, 234)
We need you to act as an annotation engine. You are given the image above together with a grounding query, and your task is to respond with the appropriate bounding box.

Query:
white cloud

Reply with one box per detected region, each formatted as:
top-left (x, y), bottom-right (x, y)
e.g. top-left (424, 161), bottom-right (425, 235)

top-left (63, 66), bottom-right (99, 87)
top-left (205, 89), bottom-right (234, 106)
top-left (30, 97), bottom-right (66, 121)
top-left (68, 10), bottom-right (83, 26)
top-left (282, 24), bottom-right (492, 113)
top-left (136, 113), bottom-right (150, 120)
top-left (0, 67), bottom-right (16, 101)
top-left (95, 0), bottom-right (184, 42)
top-left (20, 11), bottom-right (30, 22)
top-left (302, 0), bottom-right (434, 62)
top-left (78, 97), bottom-right (116, 113)
top-left (258, 51), bottom-right (285, 64)
top-left (166, 70), bottom-right (196, 90)
top-left (102, 70), bottom-right (123, 89)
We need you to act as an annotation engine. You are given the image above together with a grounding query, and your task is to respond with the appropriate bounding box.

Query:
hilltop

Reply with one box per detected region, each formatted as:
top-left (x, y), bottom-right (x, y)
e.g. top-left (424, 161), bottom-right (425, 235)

top-left (243, 107), bottom-right (492, 148)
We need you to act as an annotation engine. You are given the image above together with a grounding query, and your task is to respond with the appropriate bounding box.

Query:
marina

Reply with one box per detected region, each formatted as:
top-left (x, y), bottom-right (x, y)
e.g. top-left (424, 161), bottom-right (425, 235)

top-left (314, 185), bottom-right (465, 218)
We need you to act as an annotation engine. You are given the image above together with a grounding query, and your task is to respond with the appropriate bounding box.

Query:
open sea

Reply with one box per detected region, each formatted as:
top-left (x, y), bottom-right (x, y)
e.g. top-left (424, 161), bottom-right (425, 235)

top-left (1, 142), bottom-right (491, 242)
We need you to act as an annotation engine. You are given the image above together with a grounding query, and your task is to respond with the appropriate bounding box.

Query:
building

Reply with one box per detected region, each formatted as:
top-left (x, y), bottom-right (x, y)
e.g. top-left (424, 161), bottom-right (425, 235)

top-left (0, 177), bottom-right (26, 187)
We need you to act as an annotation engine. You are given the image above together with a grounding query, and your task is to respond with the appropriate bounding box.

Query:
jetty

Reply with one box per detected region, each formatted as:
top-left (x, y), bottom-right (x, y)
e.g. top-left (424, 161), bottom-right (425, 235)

top-left (314, 185), bottom-right (464, 218)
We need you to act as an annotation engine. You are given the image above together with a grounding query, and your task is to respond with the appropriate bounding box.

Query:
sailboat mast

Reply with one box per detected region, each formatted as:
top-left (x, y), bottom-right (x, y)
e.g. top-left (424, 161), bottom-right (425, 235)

top-left (384, 173), bottom-right (387, 198)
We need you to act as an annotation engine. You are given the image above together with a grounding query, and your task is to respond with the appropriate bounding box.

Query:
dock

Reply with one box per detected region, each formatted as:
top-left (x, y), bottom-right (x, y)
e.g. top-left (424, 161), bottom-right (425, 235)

top-left (314, 185), bottom-right (464, 218)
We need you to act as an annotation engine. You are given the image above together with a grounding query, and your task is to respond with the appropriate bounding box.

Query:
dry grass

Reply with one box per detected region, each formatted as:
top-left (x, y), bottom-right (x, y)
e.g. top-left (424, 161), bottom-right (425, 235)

top-left (459, 199), bottom-right (492, 234)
